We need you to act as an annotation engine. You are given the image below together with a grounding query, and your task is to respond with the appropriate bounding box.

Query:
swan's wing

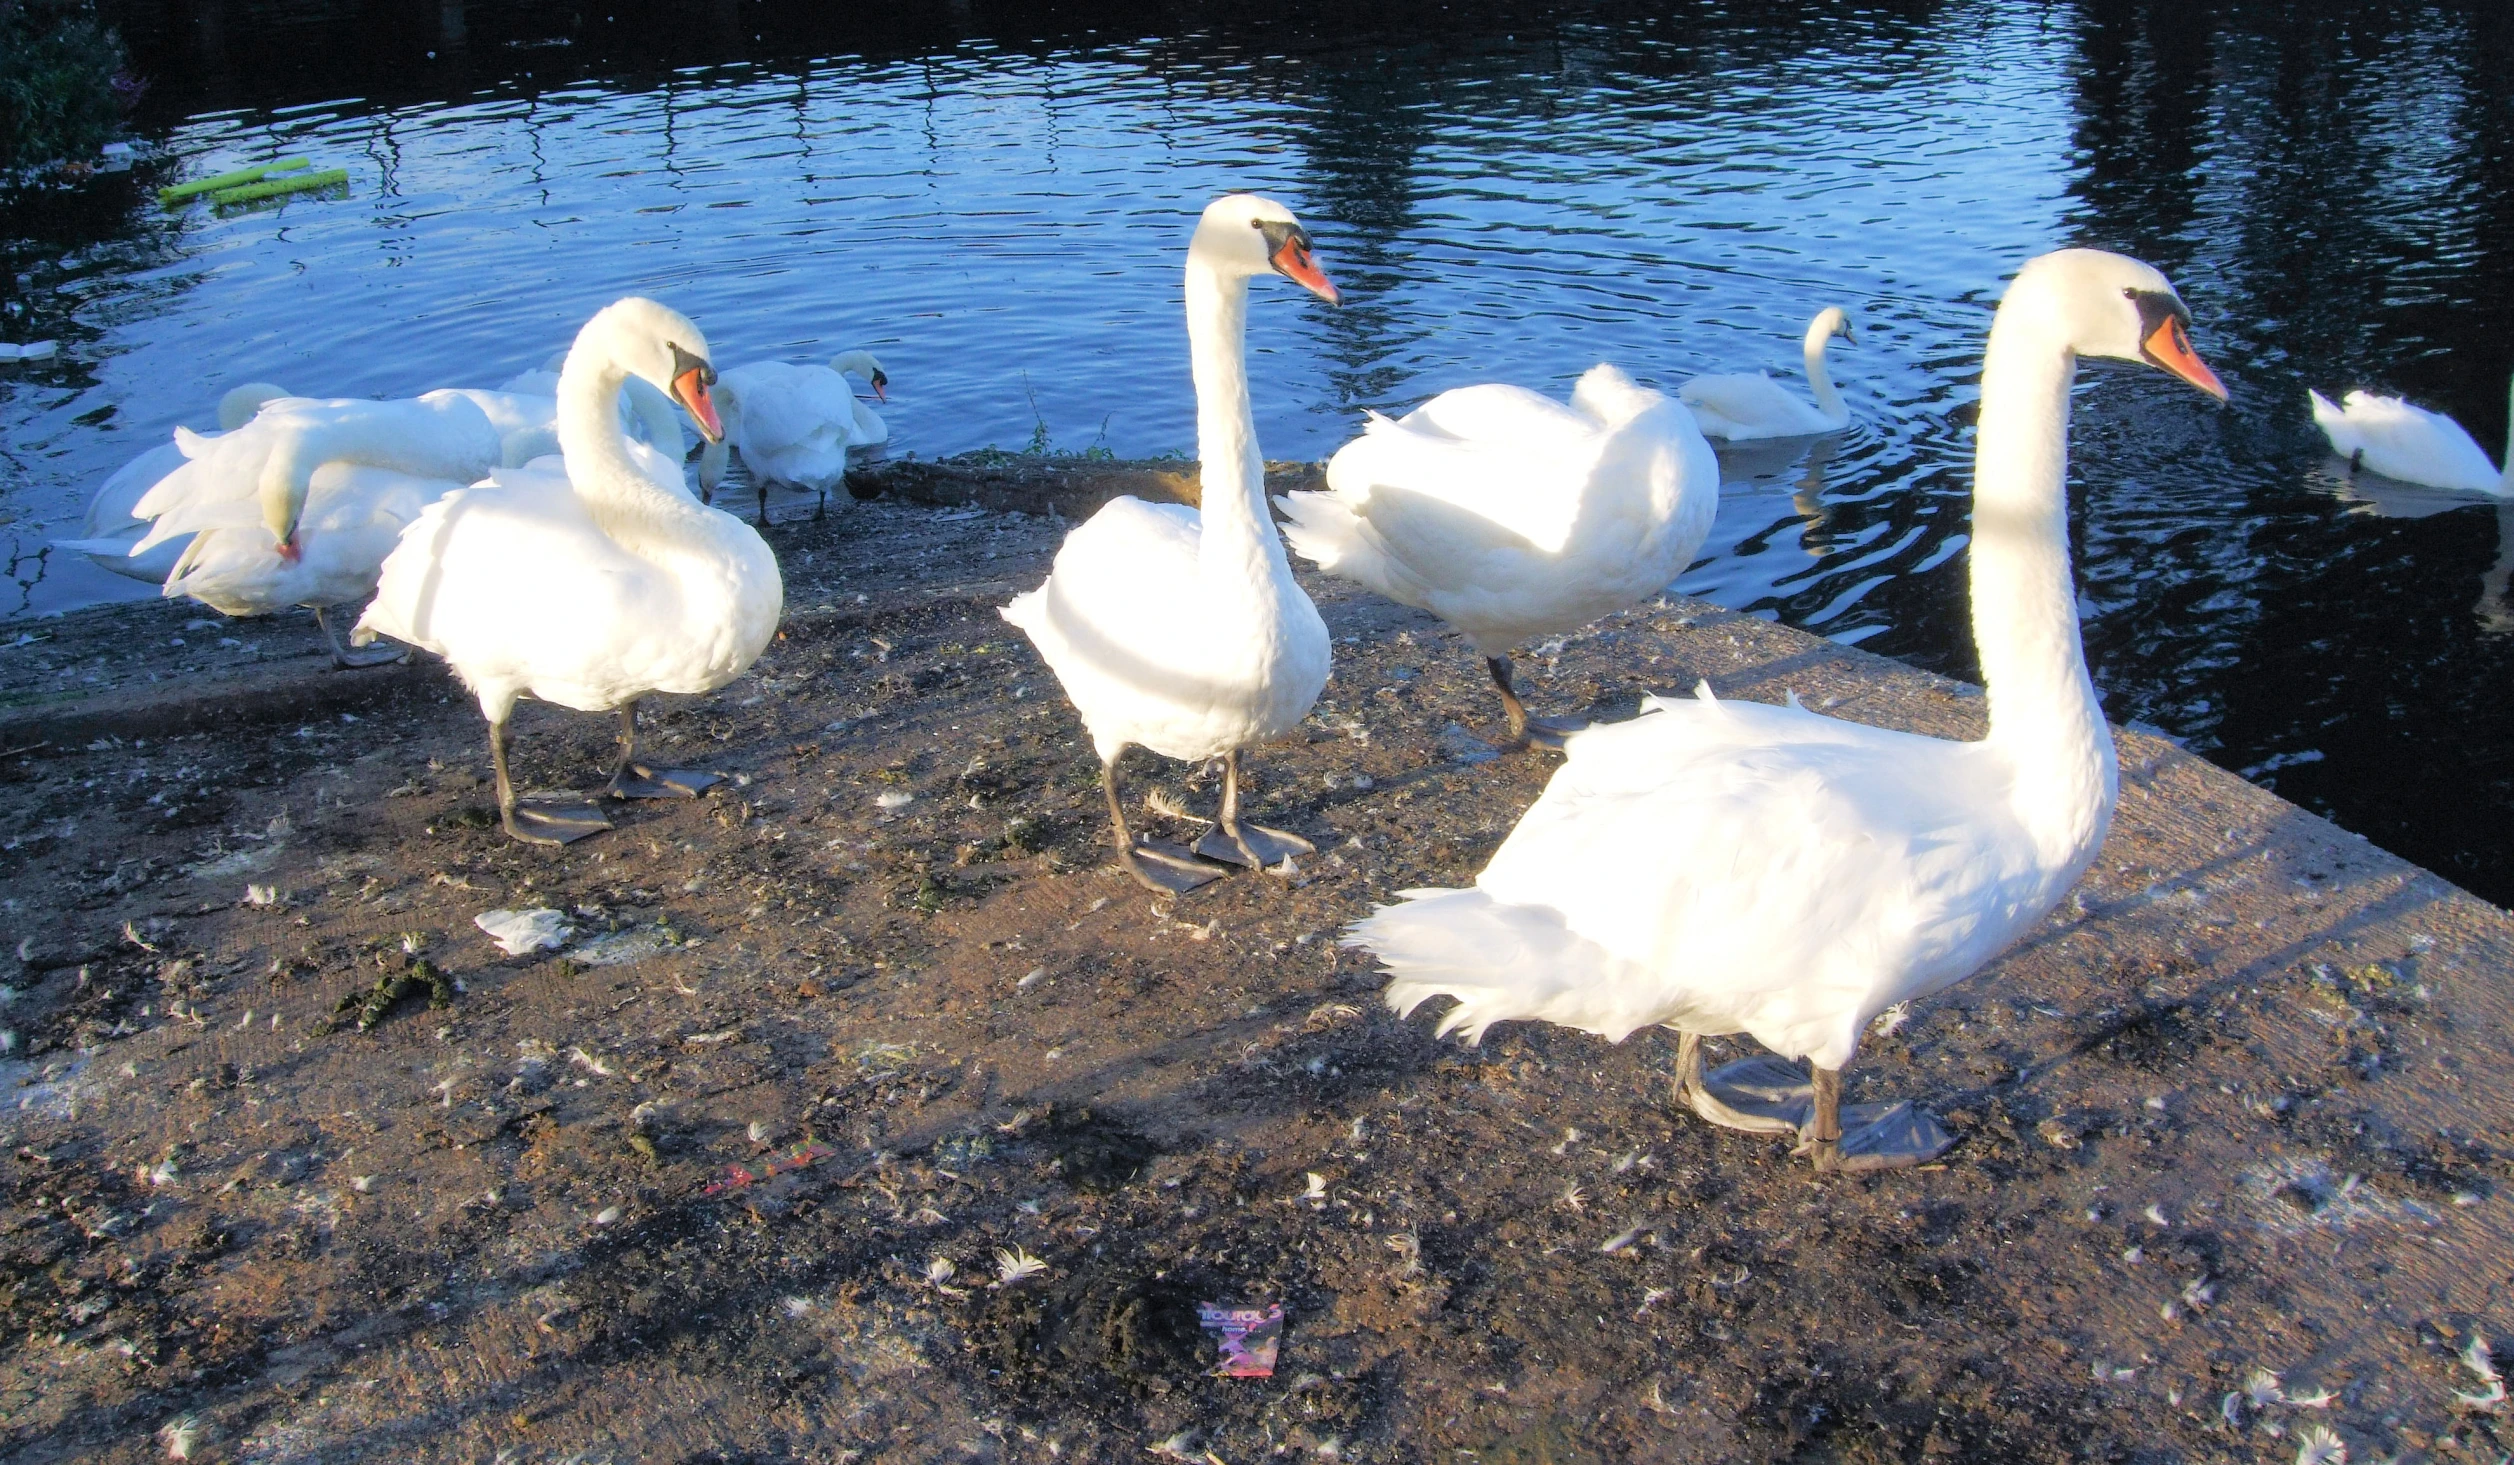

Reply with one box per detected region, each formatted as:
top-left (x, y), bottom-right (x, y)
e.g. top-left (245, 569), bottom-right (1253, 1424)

top-left (1365, 691), bottom-right (2037, 1063)
top-left (1326, 400), bottom-right (1604, 554)
top-left (499, 368), bottom-right (561, 396)
top-left (83, 442), bottom-right (191, 537)
top-left (359, 464), bottom-right (632, 662)
top-left (440, 389), bottom-right (557, 441)
top-left (1567, 363), bottom-right (1661, 428)
top-left (2315, 389), bottom-right (2501, 491)
top-left (1403, 382), bottom-right (1600, 447)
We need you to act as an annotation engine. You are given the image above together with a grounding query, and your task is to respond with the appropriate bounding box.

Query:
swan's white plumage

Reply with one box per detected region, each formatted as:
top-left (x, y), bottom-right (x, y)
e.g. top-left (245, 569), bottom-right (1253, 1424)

top-left (706, 352), bottom-right (887, 495)
top-left (1678, 307), bottom-right (1854, 441)
top-left (2309, 386), bottom-right (2510, 496)
top-left (1001, 195), bottom-right (1330, 770)
top-left (59, 382), bottom-right (290, 583)
top-left (1353, 250), bottom-right (2221, 1079)
top-left (355, 297), bottom-right (781, 725)
top-left (126, 390), bottom-right (500, 616)
top-left (1281, 363), bottom-right (1717, 655)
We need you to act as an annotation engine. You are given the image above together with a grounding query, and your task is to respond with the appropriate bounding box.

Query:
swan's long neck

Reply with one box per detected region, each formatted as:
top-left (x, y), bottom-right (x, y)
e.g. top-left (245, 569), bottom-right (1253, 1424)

top-left (1186, 261), bottom-right (1285, 590)
top-left (557, 343), bottom-right (696, 542)
top-left (1970, 308), bottom-right (2116, 858)
top-left (2501, 372), bottom-right (2513, 489)
top-left (1803, 317), bottom-right (1846, 422)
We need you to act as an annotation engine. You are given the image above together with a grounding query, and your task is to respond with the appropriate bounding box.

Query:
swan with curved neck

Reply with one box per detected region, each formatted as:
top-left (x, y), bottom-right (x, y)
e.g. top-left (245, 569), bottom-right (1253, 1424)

top-left (1678, 307), bottom-right (1856, 441)
top-left (698, 348), bottom-right (891, 522)
top-left (1002, 193), bottom-right (1339, 893)
top-left (1282, 361), bottom-right (1719, 748)
top-left (2310, 373), bottom-right (2514, 496)
top-left (1349, 250), bottom-right (2225, 1173)
top-left (354, 297), bottom-right (780, 846)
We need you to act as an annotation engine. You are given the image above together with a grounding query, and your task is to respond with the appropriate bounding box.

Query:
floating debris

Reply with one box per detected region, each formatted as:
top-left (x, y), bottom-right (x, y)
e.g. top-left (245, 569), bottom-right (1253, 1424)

top-left (157, 156), bottom-right (310, 204)
top-left (0, 340), bottom-right (59, 363)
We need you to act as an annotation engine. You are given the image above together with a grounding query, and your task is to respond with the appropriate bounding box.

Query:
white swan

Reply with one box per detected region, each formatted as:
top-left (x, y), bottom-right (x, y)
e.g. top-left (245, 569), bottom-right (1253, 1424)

top-left (454, 365), bottom-right (689, 470)
top-left (354, 297), bottom-right (779, 847)
top-left (2310, 377), bottom-right (2512, 496)
top-left (58, 382), bottom-right (290, 584)
top-left (122, 391), bottom-right (505, 663)
top-left (1002, 195), bottom-right (1338, 893)
top-left (1678, 307), bottom-right (1856, 441)
top-left (698, 350), bottom-right (890, 522)
top-left (1279, 364), bottom-right (1718, 747)
top-left (1348, 250), bottom-right (2227, 1173)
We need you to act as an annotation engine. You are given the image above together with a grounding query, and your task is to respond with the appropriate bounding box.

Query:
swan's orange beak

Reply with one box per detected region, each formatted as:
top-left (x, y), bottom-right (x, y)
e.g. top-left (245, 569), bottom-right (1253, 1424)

top-left (275, 535), bottom-right (300, 563)
top-left (674, 367), bottom-right (726, 443)
top-left (1272, 235), bottom-right (1340, 306)
top-left (870, 369), bottom-right (888, 405)
top-left (2143, 316), bottom-right (2226, 401)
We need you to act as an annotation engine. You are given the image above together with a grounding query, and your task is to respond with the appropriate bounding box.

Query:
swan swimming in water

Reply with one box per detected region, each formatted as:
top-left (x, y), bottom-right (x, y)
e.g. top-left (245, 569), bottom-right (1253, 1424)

top-left (1679, 307), bottom-right (1857, 441)
top-left (2309, 375), bottom-right (2513, 496)
top-left (1002, 194), bottom-right (1338, 893)
top-left (355, 297), bottom-right (779, 846)
top-left (1348, 249), bottom-right (2226, 1173)
top-left (1280, 363), bottom-right (1718, 748)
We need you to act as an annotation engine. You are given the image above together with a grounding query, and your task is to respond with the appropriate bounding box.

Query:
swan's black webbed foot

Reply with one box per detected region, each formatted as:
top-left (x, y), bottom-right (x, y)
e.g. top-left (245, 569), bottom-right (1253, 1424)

top-left (1515, 714), bottom-right (1586, 753)
top-left (1677, 1037), bottom-right (1805, 1135)
top-left (1195, 822), bottom-right (1315, 869)
top-left (1123, 841), bottom-right (1227, 894)
top-left (316, 606), bottom-right (407, 669)
top-left (605, 765), bottom-right (722, 800)
top-left (504, 799), bottom-right (612, 846)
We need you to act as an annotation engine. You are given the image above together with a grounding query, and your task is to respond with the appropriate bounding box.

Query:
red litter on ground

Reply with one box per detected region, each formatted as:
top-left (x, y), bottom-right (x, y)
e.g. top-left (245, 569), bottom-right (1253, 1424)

top-left (1197, 1302), bottom-right (1284, 1377)
top-left (699, 1139), bottom-right (839, 1197)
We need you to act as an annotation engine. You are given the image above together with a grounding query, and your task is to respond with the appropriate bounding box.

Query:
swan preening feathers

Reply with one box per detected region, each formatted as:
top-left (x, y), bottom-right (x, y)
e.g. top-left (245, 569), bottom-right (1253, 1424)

top-left (701, 350), bottom-right (891, 522)
top-left (1282, 363), bottom-right (1719, 746)
top-left (1003, 194), bottom-right (1339, 894)
top-left (354, 297), bottom-right (782, 845)
top-left (2310, 376), bottom-right (2514, 496)
top-left (1349, 250), bottom-right (2226, 1173)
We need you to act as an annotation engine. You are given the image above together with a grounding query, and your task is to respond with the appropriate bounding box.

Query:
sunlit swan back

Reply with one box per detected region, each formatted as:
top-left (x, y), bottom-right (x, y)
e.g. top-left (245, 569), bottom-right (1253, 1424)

top-left (2309, 377), bottom-right (2513, 496)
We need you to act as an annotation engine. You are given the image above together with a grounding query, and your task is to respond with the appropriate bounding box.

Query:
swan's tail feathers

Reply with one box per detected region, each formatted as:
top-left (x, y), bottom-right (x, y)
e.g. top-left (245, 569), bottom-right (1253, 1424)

top-left (1569, 362), bottom-right (1660, 427)
top-left (1353, 886), bottom-right (1656, 1046)
top-left (173, 425), bottom-right (214, 460)
top-left (1275, 489), bottom-right (1367, 572)
top-left (1000, 584), bottom-right (1045, 637)
top-left (2307, 389), bottom-right (2345, 431)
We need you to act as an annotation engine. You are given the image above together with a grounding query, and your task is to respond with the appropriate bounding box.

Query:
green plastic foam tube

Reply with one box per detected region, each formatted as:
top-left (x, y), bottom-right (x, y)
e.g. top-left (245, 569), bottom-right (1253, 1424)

top-left (210, 168), bottom-right (348, 207)
top-left (157, 157), bottom-right (311, 205)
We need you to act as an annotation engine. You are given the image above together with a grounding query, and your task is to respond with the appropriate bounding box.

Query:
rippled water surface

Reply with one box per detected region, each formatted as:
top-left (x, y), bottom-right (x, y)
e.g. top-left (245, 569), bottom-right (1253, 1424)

top-left (8, 0), bottom-right (2514, 899)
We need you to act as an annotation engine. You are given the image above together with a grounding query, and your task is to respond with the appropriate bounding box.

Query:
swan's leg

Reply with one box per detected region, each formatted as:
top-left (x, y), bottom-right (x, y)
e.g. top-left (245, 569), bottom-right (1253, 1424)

top-left (2349, 447), bottom-right (2365, 473)
top-left (315, 606), bottom-right (406, 670)
top-left (1791, 1065), bottom-right (1956, 1173)
top-left (757, 479), bottom-right (772, 528)
top-left (1104, 749), bottom-right (1223, 894)
top-left (602, 701), bottom-right (723, 799)
top-left (1194, 748), bottom-right (1315, 868)
top-left (490, 714), bottom-right (609, 846)
top-left (1486, 655), bottom-right (1583, 751)
top-left (1674, 1034), bottom-right (1806, 1134)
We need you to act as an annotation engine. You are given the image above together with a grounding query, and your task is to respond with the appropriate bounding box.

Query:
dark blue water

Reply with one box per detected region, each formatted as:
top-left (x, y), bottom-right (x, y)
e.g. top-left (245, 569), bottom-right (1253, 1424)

top-left (8, 0), bottom-right (2514, 900)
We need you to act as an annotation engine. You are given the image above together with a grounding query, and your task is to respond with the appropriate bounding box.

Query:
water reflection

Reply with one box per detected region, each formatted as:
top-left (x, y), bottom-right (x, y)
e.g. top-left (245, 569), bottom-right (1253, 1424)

top-left (3, 0), bottom-right (2510, 896)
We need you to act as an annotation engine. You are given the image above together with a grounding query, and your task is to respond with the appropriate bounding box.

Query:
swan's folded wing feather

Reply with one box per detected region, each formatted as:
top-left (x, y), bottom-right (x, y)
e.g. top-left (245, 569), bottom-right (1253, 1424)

top-left (1404, 382), bottom-right (1600, 447)
top-left (1677, 371), bottom-right (1820, 438)
top-left (2318, 390), bottom-right (2500, 491)
top-left (1328, 410), bottom-right (1602, 555)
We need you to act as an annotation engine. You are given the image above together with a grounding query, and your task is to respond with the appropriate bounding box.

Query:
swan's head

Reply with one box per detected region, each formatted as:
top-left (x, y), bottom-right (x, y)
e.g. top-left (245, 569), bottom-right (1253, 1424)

top-left (2007, 249), bottom-right (2226, 399)
top-left (1810, 307), bottom-right (1855, 348)
top-left (1191, 194), bottom-right (1340, 305)
top-left (217, 382), bottom-right (290, 431)
top-left (575, 296), bottom-right (729, 444)
top-left (830, 349), bottom-right (889, 403)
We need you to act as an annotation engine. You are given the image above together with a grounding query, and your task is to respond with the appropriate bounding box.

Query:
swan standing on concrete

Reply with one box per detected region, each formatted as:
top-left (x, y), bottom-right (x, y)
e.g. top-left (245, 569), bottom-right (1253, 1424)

top-left (355, 298), bottom-right (778, 847)
top-left (1003, 195), bottom-right (1338, 894)
top-left (698, 351), bottom-right (890, 522)
top-left (1679, 307), bottom-right (1856, 441)
top-left (59, 382), bottom-right (290, 584)
top-left (1351, 250), bottom-right (2226, 1172)
top-left (123, 391), bottom-right (504, 665)
top-left (2310, 376), bottom-right (2513, 495)
top-left (1280, 364), bottom-right (1718, 748)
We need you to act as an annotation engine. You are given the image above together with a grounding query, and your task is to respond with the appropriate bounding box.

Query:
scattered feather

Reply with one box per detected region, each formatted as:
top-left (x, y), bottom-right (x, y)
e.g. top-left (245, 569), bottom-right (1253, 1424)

top-left (1299, 1172), bottom-right (1329, 1207)
top-left (994, 1246), bottom-right (1048, 1285)
top-left (783, 1296), bottom-right (813, 1318)
top-left (1869, 1002), bottom-right (1912, 1037)
top-left (2248, 1369), bottom-right (2287, 1407)
top-left (474, 907), bottom-right (572, 957)
top-left (1384, 1232), bottom-right (1422, 1278)
top-left (1150, 1430), bottom-right (1199, 1461)
top-left (1145, 789), bottom-right (1197, 821)
top-left (2293, 1423), bottom-right (2345, 1465)
top-left (2146, 1203), bottom-right (2170, 1226)
top-left (593, 1206), bottom-right (621, 1226)
top-left (1560, 1184), bottom-right (1586, 1213)
top-left (1018, 967), bottom-right (1047, 990)
top-left (876, 790), bottom-right (914, 811)
top-left (1637, 1287), bottom-right (1673, 1317)
top-left (1550, 1127), bottom-right (1584, 1156)
top-left (2456, 1336), bottom-right (2506, 1412)
top-left (351, 1175), bottom-right (374, 1194)
top-left (568, 1047), bottom-right (614, 1077)
top-left (159, 1415), bottom-right (203, 1460)
top-left (2286, 1388), bottom-right (2335, 1409)
top-left (1599, 1225), bottom-right (1641, 1254)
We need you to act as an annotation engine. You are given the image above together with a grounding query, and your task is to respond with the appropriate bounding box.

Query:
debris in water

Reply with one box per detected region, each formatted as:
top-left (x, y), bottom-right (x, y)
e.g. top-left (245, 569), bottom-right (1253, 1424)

top-left (474, 907), bottom-right (572, 956)
top-left (1197, 1302), bottom-right (1284, 1378)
